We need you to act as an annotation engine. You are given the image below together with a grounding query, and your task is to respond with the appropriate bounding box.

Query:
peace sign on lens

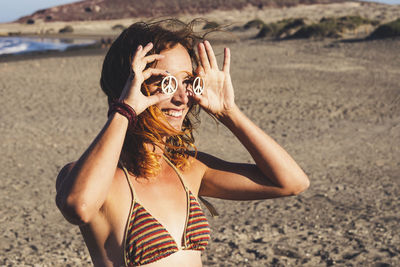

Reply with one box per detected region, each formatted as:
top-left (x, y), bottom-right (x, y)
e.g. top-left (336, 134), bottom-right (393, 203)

top-left (161, 75), bottom-right (178, 95)
top-left (193, 77), bottom-right (204, 95)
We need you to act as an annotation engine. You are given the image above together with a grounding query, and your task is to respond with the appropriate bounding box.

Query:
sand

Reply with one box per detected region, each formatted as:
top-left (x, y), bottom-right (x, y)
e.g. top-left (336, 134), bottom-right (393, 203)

top-left (1, 3), bottom-right (400, 267)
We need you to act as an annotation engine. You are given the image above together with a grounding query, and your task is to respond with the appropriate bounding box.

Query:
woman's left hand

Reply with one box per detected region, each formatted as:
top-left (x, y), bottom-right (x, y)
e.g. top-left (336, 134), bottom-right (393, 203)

top-left (192, 41), bottom-right (235, 118)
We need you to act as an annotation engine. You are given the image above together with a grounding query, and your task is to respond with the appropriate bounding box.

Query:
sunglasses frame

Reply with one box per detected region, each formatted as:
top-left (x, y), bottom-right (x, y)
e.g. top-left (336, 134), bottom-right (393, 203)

top-left (161, 75), bottom-right (204, 95)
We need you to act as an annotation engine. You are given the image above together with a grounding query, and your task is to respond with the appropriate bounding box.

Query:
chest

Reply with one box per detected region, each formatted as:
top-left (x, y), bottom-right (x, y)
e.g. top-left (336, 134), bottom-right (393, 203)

top-left (129, 167), bottom-right (190, 244)
top-left (107, 165), bottom-right (199, 243)
top-left (123, 169), bottom-right (211, 266)
top-left (84, 162), bottom-right (208, 265)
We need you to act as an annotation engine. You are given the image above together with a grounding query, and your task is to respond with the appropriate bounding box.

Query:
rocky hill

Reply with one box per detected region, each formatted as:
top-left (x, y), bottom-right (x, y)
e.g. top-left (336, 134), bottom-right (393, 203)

top-left (17, 0), bottom-right (356, 23)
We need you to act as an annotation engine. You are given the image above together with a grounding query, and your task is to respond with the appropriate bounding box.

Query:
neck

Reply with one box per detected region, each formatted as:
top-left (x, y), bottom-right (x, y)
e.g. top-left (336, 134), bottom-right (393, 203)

top-left (144, 141), bottom-right (165, 158)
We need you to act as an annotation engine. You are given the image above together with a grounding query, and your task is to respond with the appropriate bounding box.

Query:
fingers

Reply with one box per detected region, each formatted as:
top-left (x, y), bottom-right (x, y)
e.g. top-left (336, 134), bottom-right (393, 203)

top-left (198, 42), bottom-right (211, 70)
top-left (142, 68), bottom-right (168, 80)
top-left (198, 41), bottom-right (231, 73)
top-left (204, 41), bottom-right (218, 69)
top-left (146, 92), bottom-right (172, 106)
top-left (134, 42), bottom-right (153, 58)
top-left (144, 54), bottom-right (164, 64)
top-left (131, 43), bottom-right (164, 71)
top-left (131, 45), bottom-right (143, 66)
top-left (222, 47), bottom-right (230, 73)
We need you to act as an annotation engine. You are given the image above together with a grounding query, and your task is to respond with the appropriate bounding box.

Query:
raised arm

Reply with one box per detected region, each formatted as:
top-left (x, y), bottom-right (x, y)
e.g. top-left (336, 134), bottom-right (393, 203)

top-left (193, 41), bottom-right (309, 200)
top-left (55, 43), bottom-right (171, 224)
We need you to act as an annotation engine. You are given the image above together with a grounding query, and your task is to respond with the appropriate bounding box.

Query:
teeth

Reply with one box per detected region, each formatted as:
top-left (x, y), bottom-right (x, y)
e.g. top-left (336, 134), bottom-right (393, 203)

top-left (163, 110), bottom-right (182, 117)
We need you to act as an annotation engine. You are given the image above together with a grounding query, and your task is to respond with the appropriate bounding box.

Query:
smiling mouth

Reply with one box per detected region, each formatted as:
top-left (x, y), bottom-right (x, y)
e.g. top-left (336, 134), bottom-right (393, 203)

top-left (162, 109), bottom-right (183, 118)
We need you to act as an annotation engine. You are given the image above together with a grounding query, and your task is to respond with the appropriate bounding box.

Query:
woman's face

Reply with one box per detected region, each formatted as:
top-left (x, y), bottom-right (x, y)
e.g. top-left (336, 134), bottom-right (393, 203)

top-left (148, 44), bottom-right (194, 130)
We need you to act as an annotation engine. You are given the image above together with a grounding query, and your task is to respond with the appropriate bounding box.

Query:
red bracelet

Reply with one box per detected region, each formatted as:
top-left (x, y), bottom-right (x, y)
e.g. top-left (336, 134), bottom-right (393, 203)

top-left (108, 100), bottom-right (137, 128)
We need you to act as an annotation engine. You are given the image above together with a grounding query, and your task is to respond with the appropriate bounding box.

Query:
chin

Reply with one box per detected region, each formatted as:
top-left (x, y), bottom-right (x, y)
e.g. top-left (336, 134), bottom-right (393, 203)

top-left (161, 111), bottom-right (187, 131)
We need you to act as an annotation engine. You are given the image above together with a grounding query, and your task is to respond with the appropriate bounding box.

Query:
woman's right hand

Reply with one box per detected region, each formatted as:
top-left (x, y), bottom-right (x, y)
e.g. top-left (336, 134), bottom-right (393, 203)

top-left (119, 42), bottom-right (172, 115)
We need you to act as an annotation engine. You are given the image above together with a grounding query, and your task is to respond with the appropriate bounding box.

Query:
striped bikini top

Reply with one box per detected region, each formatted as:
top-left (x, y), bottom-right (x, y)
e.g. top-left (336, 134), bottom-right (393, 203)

top-left (122, 157), bottom-right (211, 266)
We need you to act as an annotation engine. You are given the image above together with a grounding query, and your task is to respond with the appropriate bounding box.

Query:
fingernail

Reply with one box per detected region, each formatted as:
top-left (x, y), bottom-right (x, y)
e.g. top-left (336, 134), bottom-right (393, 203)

top-left (137, 45), bottom-right (142, 50)
top-left (147, 42), bottom-right (153, 46)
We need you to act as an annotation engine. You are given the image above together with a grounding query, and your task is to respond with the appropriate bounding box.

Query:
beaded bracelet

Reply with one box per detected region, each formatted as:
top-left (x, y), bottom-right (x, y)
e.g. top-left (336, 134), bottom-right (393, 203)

top-left (107, 99), bottom-right (138, 128)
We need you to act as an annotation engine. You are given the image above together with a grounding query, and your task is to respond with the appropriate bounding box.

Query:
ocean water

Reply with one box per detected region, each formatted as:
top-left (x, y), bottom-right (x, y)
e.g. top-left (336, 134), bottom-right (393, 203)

top-left (0, 37), bottom-right (97, 56)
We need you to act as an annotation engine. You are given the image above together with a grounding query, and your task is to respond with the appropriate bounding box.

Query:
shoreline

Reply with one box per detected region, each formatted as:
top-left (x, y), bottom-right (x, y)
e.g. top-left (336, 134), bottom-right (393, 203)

top-left (0, 1), bottom-right (399, 62)
top-left (1, 34), bottom-right (399, 63)
top-left (0, 43), bottom-right (107, 63)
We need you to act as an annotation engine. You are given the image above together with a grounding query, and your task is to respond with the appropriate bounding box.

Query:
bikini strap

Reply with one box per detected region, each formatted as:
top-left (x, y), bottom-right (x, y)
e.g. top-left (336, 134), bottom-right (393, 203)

top-left (163, 154), bottom-right (189, 191)
top-left (162, 154), bottom-right (219, 217)
top-left (121, 165), bottom-right (137, 202)
top-left (120, 164), bottom-right (136, 267)
top-left (198, 196), bottom-right (219, 217)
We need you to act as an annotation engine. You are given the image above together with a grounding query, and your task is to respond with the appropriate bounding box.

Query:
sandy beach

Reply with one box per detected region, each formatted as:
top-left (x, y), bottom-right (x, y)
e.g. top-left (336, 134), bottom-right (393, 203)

top-left (1, 2), bottom-right (400, 266)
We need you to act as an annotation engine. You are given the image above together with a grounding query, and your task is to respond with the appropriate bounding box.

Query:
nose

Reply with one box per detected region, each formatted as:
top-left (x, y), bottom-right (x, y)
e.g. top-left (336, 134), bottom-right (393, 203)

top-left (171, 80), bottom-right (189, 106)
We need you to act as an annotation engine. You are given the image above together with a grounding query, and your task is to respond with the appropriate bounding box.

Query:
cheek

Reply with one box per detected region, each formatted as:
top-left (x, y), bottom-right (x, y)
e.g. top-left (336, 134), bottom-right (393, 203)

top-left (155, 96), bottom-right (174, 111)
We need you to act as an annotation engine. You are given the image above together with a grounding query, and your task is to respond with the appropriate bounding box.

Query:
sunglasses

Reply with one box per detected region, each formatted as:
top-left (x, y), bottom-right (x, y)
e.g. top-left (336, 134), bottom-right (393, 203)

top-left (161, 75), bottom-right (204, 95)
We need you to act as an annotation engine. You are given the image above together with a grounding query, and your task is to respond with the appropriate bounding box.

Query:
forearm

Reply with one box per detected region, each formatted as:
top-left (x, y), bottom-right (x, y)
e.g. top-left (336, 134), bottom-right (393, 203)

top-left (218, 105), bottom-right (309, 193)
top-left (57, 113), bottom-right (128, 223)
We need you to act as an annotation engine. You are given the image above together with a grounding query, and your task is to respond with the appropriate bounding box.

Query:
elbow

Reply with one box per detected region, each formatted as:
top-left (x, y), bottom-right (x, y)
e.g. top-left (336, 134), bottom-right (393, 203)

top-left (281, 173), bottom-right (310, 196)
top-left (55, 163), bottom-right (94, 225)
top-left (289, 174), bottom-right (310, 196)
top-left (56, 193), bottom-right (93, 225)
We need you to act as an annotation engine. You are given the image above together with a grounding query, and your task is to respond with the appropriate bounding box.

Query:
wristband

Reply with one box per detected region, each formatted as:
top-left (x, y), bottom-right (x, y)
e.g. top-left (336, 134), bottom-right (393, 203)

top-left (108, 99), bottom-right (137, 128)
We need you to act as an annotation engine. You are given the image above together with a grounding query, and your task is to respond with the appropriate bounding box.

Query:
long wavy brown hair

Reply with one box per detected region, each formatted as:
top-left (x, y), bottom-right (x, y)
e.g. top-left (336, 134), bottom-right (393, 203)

top-left (100, 19), bottom-right (205, 178)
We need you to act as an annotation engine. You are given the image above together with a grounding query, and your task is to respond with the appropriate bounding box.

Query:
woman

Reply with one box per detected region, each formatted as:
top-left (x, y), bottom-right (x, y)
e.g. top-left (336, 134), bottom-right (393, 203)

top-left (55, 20), bottom-right (309, 267)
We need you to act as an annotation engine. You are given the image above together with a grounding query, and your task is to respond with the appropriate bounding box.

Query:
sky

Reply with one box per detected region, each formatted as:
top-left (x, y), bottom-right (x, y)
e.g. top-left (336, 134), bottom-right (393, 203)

top-left (363, 0), bottom-right (400, 3)
top-left (0, 0), bottom-right (399, 23)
